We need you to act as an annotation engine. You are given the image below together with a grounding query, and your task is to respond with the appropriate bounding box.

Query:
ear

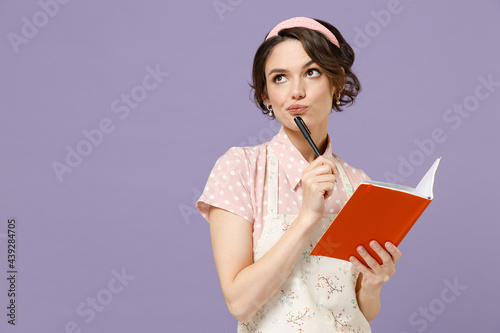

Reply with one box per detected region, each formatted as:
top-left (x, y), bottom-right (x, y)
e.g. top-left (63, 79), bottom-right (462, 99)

top-left (331, 67), bottom-right (346, 98)
top-left (261, 91), bottom-right (270, 106)
top-left (331, 84), bottom-right (339, 98)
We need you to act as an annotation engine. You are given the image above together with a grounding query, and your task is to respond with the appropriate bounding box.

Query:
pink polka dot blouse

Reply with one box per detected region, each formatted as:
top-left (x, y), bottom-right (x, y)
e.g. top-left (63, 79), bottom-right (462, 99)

top-left (196, 126), bottom-right (371, 251)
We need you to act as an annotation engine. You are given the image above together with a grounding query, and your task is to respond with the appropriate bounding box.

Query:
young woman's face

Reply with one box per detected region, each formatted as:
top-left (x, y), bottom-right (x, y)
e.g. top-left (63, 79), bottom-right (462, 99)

top-left (263, 39), bottom-right (336, 133)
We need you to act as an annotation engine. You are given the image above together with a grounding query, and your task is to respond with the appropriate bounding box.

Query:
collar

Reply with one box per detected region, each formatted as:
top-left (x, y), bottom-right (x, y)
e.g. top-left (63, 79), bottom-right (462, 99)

top-left (269, 126), bottom-right (333, 189)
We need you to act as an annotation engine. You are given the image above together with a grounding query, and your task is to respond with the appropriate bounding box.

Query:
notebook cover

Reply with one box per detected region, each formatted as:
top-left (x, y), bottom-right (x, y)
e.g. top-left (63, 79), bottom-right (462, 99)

top-left (310, 184), bottom-right (432, 266)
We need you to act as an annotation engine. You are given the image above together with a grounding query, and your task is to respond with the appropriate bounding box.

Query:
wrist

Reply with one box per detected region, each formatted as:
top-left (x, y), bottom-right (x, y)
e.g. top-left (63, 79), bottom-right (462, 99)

top-left (298, 208), bottom-right (323, 223)
top-left (294, 211), bottom-right (320, 234)
top-left (357, 284), bottom-right (382, 298)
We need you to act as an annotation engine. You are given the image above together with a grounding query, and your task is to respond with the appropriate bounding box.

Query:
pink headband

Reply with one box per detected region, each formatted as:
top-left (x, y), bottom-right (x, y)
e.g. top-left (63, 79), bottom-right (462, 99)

top-left (265, 17), bottom-right (340, 48)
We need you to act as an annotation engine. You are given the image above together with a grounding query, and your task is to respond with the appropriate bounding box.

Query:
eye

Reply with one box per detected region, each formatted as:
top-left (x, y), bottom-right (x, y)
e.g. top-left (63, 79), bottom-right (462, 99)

top-left (273, 74), bottom-right (287, 83)
top-left (306, 68), bottom-right (321, 77)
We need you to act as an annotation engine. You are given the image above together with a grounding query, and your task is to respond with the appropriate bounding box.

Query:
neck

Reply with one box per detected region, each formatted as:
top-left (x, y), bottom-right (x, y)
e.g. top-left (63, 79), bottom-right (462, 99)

top-left (284, 123), bottom-right (329, 163)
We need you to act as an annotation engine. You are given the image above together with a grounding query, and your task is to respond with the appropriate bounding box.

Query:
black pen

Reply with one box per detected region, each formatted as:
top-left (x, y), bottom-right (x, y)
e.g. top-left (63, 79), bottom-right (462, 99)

top-left (294, 116), bottom-right (321, 157)
top-left (294, 116), bottom-right (336, 179)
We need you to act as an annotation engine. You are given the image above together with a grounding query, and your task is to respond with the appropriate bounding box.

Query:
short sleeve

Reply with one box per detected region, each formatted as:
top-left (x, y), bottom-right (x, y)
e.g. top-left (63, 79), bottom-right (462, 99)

top-left (196, 147), bottom-right (254, 225)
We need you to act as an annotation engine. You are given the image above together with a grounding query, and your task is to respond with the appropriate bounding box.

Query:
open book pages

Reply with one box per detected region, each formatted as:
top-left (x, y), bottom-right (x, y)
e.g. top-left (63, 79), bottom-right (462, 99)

top-left (359, 157), bottom-right (442, 200)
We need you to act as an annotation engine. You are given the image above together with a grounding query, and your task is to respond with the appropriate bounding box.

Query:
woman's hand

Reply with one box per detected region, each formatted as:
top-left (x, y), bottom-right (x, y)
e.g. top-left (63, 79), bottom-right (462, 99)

top-left (350, 240), bottom-right (402, 294)
top-left (298, 156), bottom-right (337, 227)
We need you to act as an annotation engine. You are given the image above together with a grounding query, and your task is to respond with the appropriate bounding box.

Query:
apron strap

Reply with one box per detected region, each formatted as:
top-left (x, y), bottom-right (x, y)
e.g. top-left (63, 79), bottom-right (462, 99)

top-left (266, 146), bottom-right (279, 218)
top-left (332, 155), bottom-right (354, 198)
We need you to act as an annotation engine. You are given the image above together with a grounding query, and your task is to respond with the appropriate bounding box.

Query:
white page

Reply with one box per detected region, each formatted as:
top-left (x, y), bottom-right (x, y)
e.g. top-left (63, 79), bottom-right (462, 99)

top-left (360, 157), bottom-right (442, 199)
top-left (414, 157), bottom-right (442, 199)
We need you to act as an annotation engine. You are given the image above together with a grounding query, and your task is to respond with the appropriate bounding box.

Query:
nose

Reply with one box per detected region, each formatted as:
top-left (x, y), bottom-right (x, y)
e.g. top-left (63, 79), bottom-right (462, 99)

top-left (290, 77), bottom-right (306, 100)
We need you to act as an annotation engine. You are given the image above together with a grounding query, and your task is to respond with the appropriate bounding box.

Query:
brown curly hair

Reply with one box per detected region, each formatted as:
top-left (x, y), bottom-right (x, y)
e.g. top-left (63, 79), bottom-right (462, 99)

top-left (249, 19), bottom-right (361, 117)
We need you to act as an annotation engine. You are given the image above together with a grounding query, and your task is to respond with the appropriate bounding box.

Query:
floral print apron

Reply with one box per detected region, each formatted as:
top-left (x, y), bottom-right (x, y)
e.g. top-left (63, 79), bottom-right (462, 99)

top-left (237, 146), bottom-right (371, 332)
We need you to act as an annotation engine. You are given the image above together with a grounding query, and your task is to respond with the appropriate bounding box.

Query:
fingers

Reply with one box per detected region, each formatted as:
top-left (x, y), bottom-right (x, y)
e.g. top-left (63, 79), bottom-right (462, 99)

top-left (302, 175), bottom-right (335, 198)
top-left (303, 163), bottom-right (334, 178)
top-left (301, 158), bottom-right (336, 193)
top-left (369, 241), bottom-right (395, 270)
top-left (349, 256), bottom-right (371, 276)
top-left (305, 156), bottom-right (336, 175)
top-left (302, 157), bottom-right (336, 192)
top-left (349, 240), bottom-right (402, 293)
top-left (302, 173), bottom-right (335, 196)
top-left (303, 173), bottom-right (336, 185)
top-left (356, 245), bottom-right (390, 279)
top-left (350, 241), bottom-right (401, 280)
top-left (384, 242), bottom-right (402, 264)
top-left (298, 156), bottom-right (338, 220)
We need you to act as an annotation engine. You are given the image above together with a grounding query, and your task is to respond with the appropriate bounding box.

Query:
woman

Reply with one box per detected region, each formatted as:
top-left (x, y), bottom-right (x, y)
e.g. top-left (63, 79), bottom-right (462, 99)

top-left (196, 17), bottom-right (402, 332)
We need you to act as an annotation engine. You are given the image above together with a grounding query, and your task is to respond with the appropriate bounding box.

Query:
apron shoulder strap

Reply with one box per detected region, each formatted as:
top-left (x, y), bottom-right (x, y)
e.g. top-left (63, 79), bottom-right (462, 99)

top-left (332, 155), bottom-right (354, 199)
top-left (266, 145), bottom-right (279, 217)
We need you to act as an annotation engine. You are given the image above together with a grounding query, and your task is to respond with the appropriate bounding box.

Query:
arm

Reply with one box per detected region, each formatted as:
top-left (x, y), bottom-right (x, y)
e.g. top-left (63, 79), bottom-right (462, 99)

top-left (352, 241), bottom-right (402, 322)
top-left (355, 273), bottom-right (381, 322)
top-left (209, 206), bottom-right (316, 323)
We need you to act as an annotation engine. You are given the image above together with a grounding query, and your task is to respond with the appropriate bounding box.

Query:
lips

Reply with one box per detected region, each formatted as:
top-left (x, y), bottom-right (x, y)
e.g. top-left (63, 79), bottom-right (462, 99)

top-left (287, 104), bottom-right (308, 115)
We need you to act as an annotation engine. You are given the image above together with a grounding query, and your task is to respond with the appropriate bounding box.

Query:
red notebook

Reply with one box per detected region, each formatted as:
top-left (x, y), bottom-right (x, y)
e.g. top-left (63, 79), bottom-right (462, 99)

top-left (310, 157), bottom-right (442, 266)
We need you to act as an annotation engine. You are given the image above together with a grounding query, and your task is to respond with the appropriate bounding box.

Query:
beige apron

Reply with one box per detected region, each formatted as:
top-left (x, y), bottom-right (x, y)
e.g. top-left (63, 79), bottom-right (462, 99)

top-left (237, 145), bottom-right (371, 332)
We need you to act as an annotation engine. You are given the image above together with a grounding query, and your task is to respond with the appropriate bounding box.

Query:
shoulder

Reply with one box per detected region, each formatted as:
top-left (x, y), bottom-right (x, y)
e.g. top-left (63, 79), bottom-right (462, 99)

top-left (196, 142), bottom-right (269, 224)
top-left (214, 142), bottom-right (269, 173)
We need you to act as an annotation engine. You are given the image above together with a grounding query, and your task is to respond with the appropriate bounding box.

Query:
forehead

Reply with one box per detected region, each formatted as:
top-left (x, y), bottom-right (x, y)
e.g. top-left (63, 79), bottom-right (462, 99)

top-left (265, 39), bottom-right (312, 73)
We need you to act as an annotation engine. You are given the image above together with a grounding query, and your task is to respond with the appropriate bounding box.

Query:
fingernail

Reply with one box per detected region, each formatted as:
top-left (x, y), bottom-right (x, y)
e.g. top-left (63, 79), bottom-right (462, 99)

top-left (357, 246), bottom-right (365, 254)
top-left (370, 241), bottom-right (378, 249)
top-left (385, 242), bottom-right (393, 249)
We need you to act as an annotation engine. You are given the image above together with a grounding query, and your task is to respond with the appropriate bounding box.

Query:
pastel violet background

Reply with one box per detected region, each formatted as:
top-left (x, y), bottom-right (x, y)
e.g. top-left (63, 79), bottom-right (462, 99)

top-left (0, 0), bottom-right (499, 332)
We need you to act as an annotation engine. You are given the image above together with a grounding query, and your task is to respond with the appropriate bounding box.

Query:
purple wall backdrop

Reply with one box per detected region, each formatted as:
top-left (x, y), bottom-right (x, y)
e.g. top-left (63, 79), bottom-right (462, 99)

top-left (1, 0), bottom-right (499, 332)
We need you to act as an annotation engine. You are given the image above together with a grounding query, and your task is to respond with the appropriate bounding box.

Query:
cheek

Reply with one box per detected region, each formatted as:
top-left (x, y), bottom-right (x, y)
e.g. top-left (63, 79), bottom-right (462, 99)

top-left (267, 86), bottom-right (285, 105)
top-left (320, 81), bottom-right (335, 96)
top-left (312, 85), bottom-right (334, 105)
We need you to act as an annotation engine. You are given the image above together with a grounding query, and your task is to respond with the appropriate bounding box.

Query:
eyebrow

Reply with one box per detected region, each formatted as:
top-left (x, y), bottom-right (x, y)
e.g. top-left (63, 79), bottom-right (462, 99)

top-left (267, 60), bottom-right (316, 78)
